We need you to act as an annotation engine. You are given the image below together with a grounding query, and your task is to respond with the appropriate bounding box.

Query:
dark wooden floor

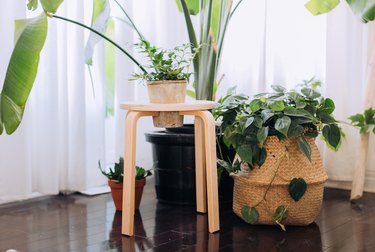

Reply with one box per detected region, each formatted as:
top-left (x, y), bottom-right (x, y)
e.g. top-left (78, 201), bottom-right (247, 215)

top-left (1, 183), bottom-right (375, 252)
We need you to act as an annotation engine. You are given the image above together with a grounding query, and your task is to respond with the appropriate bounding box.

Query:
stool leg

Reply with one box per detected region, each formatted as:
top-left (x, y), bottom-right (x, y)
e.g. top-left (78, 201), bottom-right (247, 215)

top-left (201, 111), bottom-right (220, 233)
top-left (180, 110), bottom-right (220, 233)
top-left (122, 111), bottom-right (158, 236)
top-left (122, 111), bottom-right (139, 236)
top-left (195, 116), bottom-right (207, 213)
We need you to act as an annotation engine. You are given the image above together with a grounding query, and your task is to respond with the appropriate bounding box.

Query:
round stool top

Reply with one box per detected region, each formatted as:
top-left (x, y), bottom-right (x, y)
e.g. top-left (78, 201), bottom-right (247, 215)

top-left (120, 100), bottom-right (216, 112)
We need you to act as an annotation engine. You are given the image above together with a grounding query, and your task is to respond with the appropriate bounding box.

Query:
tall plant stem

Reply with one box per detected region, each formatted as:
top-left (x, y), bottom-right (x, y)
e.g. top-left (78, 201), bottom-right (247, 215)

top-left (112, 0), bottom-right (144, 40)
top-left (51, 14), bottom-right (148, 74)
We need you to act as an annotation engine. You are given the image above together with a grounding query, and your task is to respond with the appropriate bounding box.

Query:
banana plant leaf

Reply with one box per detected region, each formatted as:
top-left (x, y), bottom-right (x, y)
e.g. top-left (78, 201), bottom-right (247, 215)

top-left (0, 13), bottom-right (48, 134)
top-left (40, 0), bottom-right (64, 13)
top-left (305, 0), bottom-right (375, 22)
top-left (85, 0), bottom-right (111, 65)
top-left (175, 0), bottom-right (200, 15)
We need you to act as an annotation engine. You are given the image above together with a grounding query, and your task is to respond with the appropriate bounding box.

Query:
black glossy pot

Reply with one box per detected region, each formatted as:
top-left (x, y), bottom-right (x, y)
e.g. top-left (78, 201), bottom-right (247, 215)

top-left (145, 124), bottom-right (235, 205)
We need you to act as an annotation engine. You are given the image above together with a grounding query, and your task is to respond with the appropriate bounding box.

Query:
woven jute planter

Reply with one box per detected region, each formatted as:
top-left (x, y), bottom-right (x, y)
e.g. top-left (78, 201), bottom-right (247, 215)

top-left (232, 136), bottom-right (328, 226)
top-left (147, 80), bottom-right (187, 128)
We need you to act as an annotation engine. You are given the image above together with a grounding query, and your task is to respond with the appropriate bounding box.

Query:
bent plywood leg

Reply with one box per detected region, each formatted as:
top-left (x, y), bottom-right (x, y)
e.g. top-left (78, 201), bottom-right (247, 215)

top-left (181, 111), bottom-right (220, 233)
top-left (194, 116), bottom-right (207, 213)
top-left (122, 111), bottom-right (158, 236)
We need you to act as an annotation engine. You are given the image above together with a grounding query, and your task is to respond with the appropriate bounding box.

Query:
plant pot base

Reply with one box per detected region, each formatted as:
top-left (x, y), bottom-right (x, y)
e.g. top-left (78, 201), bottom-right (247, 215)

top-left (147, 80), bottom-right (186, 128)
top-left (108, 179), bottom-right (146, 211)
top-left (152, 112), bottom-right (183, 128)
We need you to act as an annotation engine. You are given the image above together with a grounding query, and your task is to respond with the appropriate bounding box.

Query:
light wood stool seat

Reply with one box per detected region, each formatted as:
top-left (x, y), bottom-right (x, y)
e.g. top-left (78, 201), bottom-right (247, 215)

top-left (120, 100), bottom-right (220, 236)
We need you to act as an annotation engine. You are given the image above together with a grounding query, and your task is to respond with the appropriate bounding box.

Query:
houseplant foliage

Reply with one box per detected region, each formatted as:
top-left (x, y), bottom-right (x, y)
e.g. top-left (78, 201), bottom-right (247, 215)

top-left (0, 0), bottom-right (146, 135)
top-left (305, 0), bottom-right (375, 23)
top-left (99, 157), bottom-right (152, 211)
top-left (132, 40), bottom-right (196, 82)
top-left (349, 108), bottom-right (375, 134)
top-left (99, 157), bottom-right (152, 183)
top-left (213, 79), bottom-right (343, 229)
top-left (176, 0), bottom-right (243, 100)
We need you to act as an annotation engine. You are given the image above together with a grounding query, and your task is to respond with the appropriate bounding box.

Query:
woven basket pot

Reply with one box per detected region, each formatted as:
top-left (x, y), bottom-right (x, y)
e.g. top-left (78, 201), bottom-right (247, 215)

top-left (232, 136), bottom-right (328, 226)
top-left (147, 80), bottom-right (187, 128)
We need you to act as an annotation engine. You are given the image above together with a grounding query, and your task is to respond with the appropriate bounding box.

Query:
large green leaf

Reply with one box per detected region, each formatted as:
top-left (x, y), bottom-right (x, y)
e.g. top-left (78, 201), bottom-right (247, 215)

top-left (175, 0), bottom-right (200, 15)
top-left (273, 205), bottom-right (288, 223)
top-left (179, 0), bottom-right (199, 87)
top-left (322, 124), bottom-right (342, 150)
top-left (40, 0), bottom-right (64, 13)
top-left (305, 0), bottom-right (340, 15)
top-left (0, 14), bottom-right (48, 134)
top-left (288, 178), bottom-right (307, 201)
top-left (27, 0), bottom-right (39, 11)
top-left (297, 136), bottom-right (312, 161)
top-left (305, 0), bottom-right (375, 23)
top-left (85, 0), bottom-right (111, 65)
top-left (237, 143), bottom-right (253, 165)
top-left (241, 206), bottom-right (259, 224)
top-left (275, 116), bottom-right (291, 137)
top-left (346, 0), bottom-right (375, 22)
top-left (104, 18), bottom-right (115, 116)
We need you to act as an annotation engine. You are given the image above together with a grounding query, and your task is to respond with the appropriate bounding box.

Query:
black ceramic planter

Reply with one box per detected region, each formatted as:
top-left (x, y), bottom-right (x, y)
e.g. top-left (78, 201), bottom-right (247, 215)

top-left (145, 124), bottom-right (235, 205)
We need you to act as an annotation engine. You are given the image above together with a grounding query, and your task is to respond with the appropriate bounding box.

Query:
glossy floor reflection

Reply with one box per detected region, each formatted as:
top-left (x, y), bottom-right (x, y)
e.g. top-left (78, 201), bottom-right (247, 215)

top-left (1, 182), bottom-right (375, 251)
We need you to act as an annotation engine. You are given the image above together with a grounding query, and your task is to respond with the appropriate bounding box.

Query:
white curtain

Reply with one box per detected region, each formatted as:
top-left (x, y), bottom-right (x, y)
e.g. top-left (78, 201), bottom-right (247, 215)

top-left (218, 0), bottom-right (375, 191)
top-left (0, 1), bottom-right (108, 204)
top-left (1, 0), bottom-right (374, 204)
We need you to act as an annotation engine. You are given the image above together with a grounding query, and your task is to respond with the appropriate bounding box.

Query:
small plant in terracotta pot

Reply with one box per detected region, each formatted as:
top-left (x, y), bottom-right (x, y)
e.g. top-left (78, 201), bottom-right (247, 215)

top-left (99, 157), bottom-right (152, 211)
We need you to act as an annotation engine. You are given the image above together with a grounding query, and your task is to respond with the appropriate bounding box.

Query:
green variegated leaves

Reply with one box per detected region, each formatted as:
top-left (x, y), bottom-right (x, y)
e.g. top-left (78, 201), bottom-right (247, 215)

top-left (241, 206), bottom-right (259, 224)
top-left (0, 14), bottom-right (48, 134)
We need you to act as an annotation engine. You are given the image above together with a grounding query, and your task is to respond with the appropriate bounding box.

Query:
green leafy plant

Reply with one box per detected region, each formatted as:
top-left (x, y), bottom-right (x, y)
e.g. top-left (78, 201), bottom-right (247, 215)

top-left (213, 78), bottom-right (343, 229)
top-left (305, 0), bottom-right (375, 23)
top-left (99, 157), bottom-right (152, 183)
top-left (349, 107), bottom-right (375, 134)
top-left (176, 0), bottom-right (243, 100)
top-left (132, 40), bottom-right (196, 82)
top-left (214, 78), bottom-right (343, 170)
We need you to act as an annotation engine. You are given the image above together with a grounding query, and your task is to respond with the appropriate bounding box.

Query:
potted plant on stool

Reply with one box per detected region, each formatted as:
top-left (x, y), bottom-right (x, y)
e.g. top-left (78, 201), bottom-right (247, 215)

top-left (99, 157), bottom-right (152, 211)
top-left (132, 39), bottom-right (197, 128)
top-left (214, 79), bottom-right (344, 230)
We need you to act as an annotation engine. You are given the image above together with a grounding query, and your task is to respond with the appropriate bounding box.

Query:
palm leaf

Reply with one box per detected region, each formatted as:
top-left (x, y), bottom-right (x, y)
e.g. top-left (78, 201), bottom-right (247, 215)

top-left (0, 14), bottom-right (48, 134)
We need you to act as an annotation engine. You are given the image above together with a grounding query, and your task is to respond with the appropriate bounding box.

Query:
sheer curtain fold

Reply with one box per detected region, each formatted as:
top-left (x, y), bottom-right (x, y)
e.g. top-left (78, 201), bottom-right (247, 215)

top-left (0, 1), bottom-right (107, 204)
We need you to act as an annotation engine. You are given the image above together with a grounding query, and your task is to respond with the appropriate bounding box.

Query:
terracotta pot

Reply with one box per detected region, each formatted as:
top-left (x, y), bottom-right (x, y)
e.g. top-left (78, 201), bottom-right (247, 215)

top-left (147, 80), bottom-right (187, 128)
top-left (108, 179), bottom-right (146, 211)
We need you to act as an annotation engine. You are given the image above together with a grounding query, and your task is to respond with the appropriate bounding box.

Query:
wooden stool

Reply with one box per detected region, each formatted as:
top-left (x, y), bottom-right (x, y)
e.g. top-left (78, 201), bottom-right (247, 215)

top-left (120, 101), bottom-right (219, 236)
